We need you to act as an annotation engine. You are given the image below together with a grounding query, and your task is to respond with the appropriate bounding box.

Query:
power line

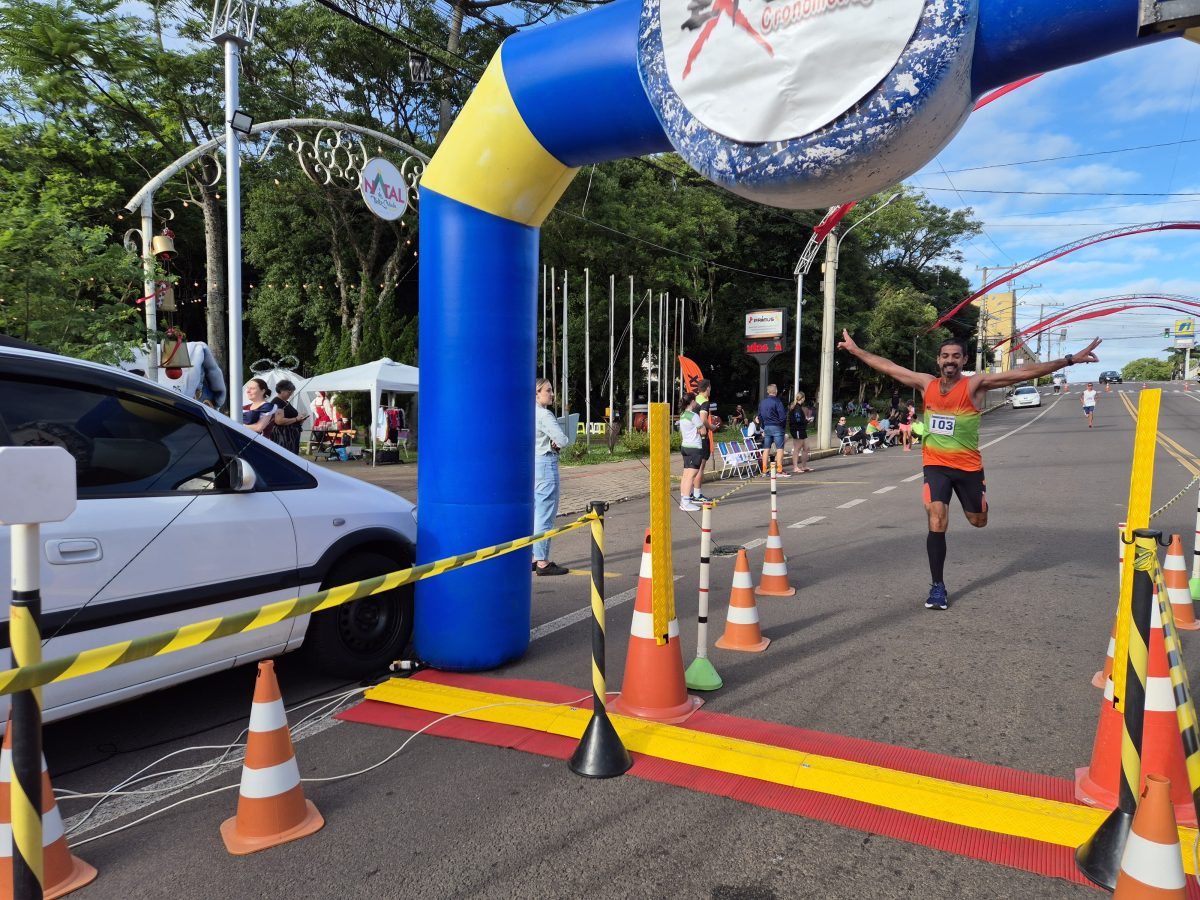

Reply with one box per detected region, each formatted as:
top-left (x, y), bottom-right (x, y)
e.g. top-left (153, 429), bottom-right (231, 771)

top-left (939, 137), bottom-right (1200, 175)
top-left (920, 187), bottom-right (1200, 197)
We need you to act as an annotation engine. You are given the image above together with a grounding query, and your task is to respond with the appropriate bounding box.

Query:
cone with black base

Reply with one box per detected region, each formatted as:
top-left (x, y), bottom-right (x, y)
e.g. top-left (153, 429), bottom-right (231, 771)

top-left (1075, 805), bottom-right (1135, 891)
top-left (568, 708), bottom-right (633, 779)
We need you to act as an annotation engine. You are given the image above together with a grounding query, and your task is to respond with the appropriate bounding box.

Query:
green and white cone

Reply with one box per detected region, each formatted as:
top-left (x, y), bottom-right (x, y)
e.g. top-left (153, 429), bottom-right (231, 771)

top-left (685, 656), bottom-right (723, 692)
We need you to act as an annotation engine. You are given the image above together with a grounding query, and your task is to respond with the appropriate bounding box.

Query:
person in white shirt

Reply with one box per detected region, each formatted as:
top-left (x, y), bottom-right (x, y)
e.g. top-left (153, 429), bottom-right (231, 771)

top-left (1081, 383), bottom-right (1098, 428)
top-left (677, 393), bottom-right (706, 511)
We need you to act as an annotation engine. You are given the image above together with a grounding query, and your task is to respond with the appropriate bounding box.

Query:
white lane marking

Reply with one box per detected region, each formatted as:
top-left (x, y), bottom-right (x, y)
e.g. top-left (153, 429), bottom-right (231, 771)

top-left (837, 499), bottom-right (866, 509)
top-left (788, 516), bottom-right (826, 529)
top-left (742, 538), bottom-right (767, 550)
top-left (529, 576), bottom-right (684, 642)
top-left (873, 486), bottom-right (897, 494)
top-left (903, 473), bottom-right (923, 483)
top-left (980, 394), bottom-right (1059, 450)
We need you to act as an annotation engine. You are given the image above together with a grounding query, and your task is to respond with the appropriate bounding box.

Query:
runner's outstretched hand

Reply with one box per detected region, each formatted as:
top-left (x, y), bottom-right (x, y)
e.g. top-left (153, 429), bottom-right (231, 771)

top-left (1071, 338), bottom-right (1102, 364)
top-left (837, 329), bottom-right (858, 353)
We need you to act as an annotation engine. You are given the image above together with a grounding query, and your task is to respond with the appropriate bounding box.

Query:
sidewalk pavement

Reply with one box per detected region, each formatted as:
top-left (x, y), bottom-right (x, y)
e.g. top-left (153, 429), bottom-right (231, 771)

top-left (311, 447), bottom-right (842, 516)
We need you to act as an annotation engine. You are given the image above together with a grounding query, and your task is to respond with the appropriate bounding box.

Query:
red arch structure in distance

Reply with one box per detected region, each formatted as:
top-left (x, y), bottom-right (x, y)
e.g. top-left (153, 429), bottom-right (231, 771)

top-left (992, 295), bottom-right (1200, 353)
top-left (927, 223), bottom-right (1200, 334)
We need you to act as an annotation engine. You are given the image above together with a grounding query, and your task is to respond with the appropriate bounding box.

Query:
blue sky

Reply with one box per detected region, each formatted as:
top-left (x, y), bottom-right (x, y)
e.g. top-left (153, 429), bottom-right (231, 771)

top-left (909, 36), bottom-right (1200, 380)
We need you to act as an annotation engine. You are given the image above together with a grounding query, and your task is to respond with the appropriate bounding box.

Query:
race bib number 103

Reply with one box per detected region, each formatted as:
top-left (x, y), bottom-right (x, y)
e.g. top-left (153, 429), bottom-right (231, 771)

top-left (929, 414), bottom-right (956, 437)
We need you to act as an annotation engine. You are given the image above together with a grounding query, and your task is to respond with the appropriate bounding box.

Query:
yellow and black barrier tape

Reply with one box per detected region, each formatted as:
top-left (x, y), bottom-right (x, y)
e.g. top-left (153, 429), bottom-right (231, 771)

top-left (0, 513), bottom-right (598, 697)
top-left (1149, 557), bottom-right (1200, 802)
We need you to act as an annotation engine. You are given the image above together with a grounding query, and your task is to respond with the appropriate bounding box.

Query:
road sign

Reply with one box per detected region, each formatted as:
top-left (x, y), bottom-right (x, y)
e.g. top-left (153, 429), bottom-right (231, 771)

top-left (1175, 318), bottom-right (1194, 348)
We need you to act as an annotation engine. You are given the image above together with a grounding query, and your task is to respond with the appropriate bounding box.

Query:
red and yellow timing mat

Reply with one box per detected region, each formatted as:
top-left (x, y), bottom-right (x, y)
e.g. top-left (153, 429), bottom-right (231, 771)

top-left (340, 672), bottom-right (1199, 892)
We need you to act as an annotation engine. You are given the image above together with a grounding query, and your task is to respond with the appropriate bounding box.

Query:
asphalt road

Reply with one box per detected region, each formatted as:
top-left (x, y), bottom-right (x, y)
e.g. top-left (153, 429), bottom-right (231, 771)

top-left (45, 383), bottom-right (1200, 899)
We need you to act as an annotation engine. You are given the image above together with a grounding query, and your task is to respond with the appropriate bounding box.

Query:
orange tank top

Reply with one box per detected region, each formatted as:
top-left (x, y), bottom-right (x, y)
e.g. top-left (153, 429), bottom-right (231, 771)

top-left (921, 378), bottom-right (982, 472)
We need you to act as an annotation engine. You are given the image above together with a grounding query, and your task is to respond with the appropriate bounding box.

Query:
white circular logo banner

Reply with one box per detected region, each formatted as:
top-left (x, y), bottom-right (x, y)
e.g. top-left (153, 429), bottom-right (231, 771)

top-left (360, 157), bottom-right (409, 221)
top-left (659, 0), bottom-right (925, 144)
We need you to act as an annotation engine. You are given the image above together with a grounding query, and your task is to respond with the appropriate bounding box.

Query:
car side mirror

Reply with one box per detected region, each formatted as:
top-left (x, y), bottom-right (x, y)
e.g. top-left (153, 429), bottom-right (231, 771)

top-left (227, 458), bottom-right (258, 492)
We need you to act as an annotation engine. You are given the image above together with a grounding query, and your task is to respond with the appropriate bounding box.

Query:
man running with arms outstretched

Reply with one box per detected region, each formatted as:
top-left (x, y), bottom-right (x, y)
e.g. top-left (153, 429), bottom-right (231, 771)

top-left (836, 330), bottom-right (1101, 610)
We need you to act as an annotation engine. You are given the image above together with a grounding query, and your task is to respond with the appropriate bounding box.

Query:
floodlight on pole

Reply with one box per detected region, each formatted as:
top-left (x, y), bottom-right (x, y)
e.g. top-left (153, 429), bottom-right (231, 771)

top-left (210, 0), bottom-right (262, 422)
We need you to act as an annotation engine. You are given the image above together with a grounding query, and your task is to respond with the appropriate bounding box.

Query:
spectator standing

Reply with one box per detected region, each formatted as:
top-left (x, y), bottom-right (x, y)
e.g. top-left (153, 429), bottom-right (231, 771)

top-left (691, 379), bottom-right (715, 503)
top-left (788, 392), bottom-right (814, 473)
top-left (678, 393), bottom-right (705, 511)
top-left (270, 380), bottom-right (308, 454)
top-left (758, 384), bottom-right (789, 476)
top-left (242, 378), bottom-right (276, 438)
top-left (533, 378), bottom-right (571, 576)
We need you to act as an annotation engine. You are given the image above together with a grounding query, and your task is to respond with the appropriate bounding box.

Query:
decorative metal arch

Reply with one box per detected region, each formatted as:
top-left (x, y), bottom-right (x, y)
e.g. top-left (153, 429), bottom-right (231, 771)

top-left (123, 118), bottom-right (430, 215)
top-left (928, 222), bottom-right (1200, 333)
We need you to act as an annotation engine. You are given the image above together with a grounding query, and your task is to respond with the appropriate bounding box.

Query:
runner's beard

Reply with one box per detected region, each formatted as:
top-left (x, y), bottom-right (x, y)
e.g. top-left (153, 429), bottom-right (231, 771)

top-left (941, 363), bottom-right (959, 378)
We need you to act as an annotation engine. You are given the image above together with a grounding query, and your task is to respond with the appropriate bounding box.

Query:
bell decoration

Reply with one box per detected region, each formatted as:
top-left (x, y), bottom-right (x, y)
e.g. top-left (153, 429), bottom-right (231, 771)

top-left (157, 282), bottom-right (176, 312)
top-left (160, 327), bottom-right (191, 380)
top-left (151, 227), bottom-right (176, 260)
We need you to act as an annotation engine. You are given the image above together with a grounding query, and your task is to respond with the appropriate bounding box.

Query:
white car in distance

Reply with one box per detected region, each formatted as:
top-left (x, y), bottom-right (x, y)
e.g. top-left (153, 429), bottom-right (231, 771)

top-left (0, 346), bottom-right (417, 722)
top-left (1010, 385), bottom-right (1042, 409)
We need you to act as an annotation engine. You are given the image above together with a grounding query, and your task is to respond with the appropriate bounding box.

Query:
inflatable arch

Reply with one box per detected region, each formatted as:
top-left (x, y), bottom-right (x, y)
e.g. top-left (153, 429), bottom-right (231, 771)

top-left (416, 0), bottom-right (1191, 669)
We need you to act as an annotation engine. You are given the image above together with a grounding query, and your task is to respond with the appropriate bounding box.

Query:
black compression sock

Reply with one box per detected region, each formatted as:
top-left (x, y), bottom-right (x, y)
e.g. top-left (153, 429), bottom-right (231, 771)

top-left (927, 531), bottom-right (947, 584)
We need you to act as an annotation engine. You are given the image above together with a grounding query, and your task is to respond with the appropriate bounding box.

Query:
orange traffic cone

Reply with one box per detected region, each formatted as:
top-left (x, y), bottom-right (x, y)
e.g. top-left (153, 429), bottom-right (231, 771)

top-left (1106, 382), bottom-right (1112, 393)
top-left (755, 519), bottom-right (796, 598)
top-left (1164, 535), bottom-right (1200, 630)
top-left (609, 530), bottom-right (703, 724)
top-left (1113, 774), bottom-right (1186, 898)
top-left (715, 549), bottom-right (770, 652)
top-left (1076, 588), bottom-right (1197, 826)
top-left (1094, 522), bottom-right (1126, 689)
top-left (221, 660), bottom-right (324, 854)
top-left (0, 720), bottom-right (97, 899)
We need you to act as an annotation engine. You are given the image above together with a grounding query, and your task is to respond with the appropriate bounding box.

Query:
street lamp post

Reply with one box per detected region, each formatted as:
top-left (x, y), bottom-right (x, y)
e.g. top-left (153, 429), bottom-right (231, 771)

top-left (210, 0), bottom-right (260, 423)
top-left (815, 192), bottom-right (900, 450)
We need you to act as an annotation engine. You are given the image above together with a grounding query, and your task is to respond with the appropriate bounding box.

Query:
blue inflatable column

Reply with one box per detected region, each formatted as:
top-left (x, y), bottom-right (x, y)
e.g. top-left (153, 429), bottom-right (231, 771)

top-left (414, 0), bottom-right (669, 670)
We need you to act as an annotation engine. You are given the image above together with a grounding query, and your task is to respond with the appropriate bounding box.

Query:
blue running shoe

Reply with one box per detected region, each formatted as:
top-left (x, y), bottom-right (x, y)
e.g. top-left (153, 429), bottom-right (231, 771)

top-left (924, 582), bottom-right (948, 610)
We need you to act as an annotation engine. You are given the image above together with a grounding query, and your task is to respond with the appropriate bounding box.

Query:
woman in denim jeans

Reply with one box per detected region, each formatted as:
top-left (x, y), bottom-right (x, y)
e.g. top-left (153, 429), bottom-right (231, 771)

top-left (533, 378), bottom-right (572, 576)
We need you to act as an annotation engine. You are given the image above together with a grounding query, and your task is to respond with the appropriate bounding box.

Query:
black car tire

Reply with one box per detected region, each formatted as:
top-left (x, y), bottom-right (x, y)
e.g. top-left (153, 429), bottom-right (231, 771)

top-left (303, 550), bottom-right (414, 677)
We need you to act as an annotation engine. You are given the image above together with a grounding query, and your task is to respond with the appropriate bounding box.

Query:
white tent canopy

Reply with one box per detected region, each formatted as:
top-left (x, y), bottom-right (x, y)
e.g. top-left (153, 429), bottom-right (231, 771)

top-left (300, 358), bottom-right (418, 455)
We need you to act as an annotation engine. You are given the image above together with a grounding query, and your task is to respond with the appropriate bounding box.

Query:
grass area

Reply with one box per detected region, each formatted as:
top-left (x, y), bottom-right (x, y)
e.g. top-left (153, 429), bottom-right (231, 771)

top-left (558, 427), bottom-right (751, 467)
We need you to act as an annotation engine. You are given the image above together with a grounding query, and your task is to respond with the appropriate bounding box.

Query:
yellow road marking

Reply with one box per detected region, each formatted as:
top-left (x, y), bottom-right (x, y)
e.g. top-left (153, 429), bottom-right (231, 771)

top-left (1118, 393), bottom-right (1200, 477)
top-left (567, 570), bottom-right (624, 578)
top-left (365, 678), bottom-right (1198, 868)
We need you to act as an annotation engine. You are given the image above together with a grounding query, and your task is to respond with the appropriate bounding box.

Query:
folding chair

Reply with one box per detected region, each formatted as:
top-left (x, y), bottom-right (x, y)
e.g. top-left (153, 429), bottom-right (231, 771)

top-left (715, 441), bottom-right (744, 480)
top-left (839, 435), bottom-right (860, 455)
top-left (396, 428), bottom-right (410, 460)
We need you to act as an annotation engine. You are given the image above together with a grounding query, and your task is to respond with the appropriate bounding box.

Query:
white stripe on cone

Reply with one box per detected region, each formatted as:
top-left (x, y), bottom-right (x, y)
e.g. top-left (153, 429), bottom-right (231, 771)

top-left (631, 610), bottom-right (681, 640)
top-left (639, 550), bottom-right (652, 579)
top-left (732, 569), bottom-right (754, 589)
top-left (1120, 831), bottom-right (1186, 889)
top-left (0, 748), bottom-right (48, 781)
top-left (726, 605), bottom-right (761, 625)
top-left (0, 804), bottom-right (67, 856)
top-left (239, 756), bottom-right (302, 799)
top-left (249, 699), bottom-right (289, 733)
top-left (762, 562), bottom-right (788, 576)
top-left (1106, 675), bottom-right (1181, 712)
top-left (766, 534), bottom-right (782, 548)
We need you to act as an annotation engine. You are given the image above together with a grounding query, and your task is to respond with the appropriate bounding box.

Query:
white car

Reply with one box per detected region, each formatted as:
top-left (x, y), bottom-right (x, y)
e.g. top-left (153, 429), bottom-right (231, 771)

top-left (0, 346), bottom-right (417, 722)
top-left (1010, 385), bottom-right (1042, 408)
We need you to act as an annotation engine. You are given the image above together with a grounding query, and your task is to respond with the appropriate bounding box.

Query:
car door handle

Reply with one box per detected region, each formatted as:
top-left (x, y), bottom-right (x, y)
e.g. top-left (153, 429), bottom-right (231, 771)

top-left (46, 539), bottom-right (103, 565)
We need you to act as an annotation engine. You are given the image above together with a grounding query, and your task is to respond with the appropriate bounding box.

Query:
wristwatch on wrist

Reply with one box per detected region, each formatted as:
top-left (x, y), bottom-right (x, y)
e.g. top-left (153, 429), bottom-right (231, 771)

top-left (1064, 354), bottom-right (1074, 366)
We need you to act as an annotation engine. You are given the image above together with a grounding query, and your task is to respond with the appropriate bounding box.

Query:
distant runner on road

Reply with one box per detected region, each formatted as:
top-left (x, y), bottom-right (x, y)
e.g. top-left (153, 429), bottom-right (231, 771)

top-left (836, 331), bottom-right (1102, 610)
top-left (1082, 383), bottom-right (1098, 429)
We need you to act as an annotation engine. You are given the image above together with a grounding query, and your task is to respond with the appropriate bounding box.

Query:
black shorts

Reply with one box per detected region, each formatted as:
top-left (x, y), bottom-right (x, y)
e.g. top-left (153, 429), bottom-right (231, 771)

top-left (923, 466), bottom-right (987, 515)
top-left (700, 441), bottom-right (712, 461)
top-left (682, 447), bottom-right (705, 470)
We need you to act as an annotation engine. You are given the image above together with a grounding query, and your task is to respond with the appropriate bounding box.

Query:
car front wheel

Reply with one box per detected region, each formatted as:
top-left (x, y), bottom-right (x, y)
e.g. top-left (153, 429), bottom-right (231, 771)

top-left (303, 550), bottom-right (414, 677)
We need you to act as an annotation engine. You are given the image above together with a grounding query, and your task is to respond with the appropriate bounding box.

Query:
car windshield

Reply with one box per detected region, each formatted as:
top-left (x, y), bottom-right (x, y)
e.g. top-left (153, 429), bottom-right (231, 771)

top-left (1015, 387), bottom-right (1037, 394)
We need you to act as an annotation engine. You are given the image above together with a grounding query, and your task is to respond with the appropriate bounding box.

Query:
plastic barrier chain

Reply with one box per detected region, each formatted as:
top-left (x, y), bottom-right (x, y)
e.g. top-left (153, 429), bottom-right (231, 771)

top-left (0, 513), bottom-right (599, 697)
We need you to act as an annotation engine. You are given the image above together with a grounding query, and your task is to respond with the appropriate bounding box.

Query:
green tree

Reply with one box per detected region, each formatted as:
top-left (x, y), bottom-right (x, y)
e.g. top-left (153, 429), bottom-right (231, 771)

top-left (1123, 357), bottom-right (1173, 382)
